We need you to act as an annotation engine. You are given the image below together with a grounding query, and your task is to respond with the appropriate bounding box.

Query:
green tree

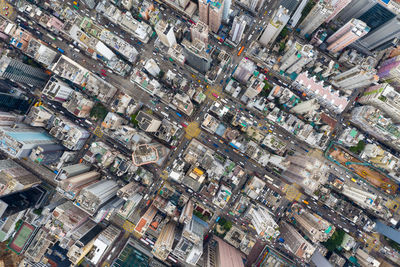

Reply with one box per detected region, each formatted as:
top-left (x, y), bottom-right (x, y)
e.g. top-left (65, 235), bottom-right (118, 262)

top-left (131, 113), bottom-right (139, 127)
top-left (90, 103), bottom-right (108, 121)
top-left (279, 27), bottom-right (289, 39)
top-left (218, 217), bottom-right (227, 226)
top-left (322, 229), bottom-right (345, 251)
top-left (223, 221), bottom-right (232, 231)
top-left (349, 140), bottom-right (366, 154)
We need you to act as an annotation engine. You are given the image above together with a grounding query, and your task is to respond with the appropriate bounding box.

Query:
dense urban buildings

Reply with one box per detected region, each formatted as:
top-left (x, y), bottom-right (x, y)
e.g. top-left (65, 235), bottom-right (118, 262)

top-left (1, 0), bottom-right (400, 266)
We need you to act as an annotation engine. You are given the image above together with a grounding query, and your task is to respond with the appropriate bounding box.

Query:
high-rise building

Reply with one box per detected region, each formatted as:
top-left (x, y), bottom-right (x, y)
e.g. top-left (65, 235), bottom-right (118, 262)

top-left (182, 215), bottom-right (208, 244)
top-left (289, 0), bottom-right (308, 27)
top-left (179, 199), bottom-right (193, 224)
top-left (326, 19), bottom-right (370, 53)
top-left (59, 171), bottom-right (101, 200)
top-left (292, 205), bottom-right (334, 243)
top-left (298, 1), bottom-right (333, 36)
top-left (47, 116), bottom-right (90, 151)
top-left (280, 42), bottom-right (317, 74)
top-left (259, 6), bottom-right (290, 47)
top-left (325, 0), bottom-right (352, 22)
top-left (0, 112), bottom-right (22, 126)
top-left (244, 73), bottom-right (266, 99)
top-left (199, 0), bottom-right (224, 33)
top-left (350, 105), bottom-right (400, 149)
top-left (0, 185), bottom-right (48, 219)
top-left (152, 221), bottom-right (176, 260)
top-left (246, 204), bottom-right (280, 240)
top-left (199, 0), bottom-right (209, 25)
top-left (55, 163), bottom-right (91, 181)
top-left (222, 0), bottom-right (231, 21)
top-left (0, 56), bottom-right (49, 87)
top-left (358, 17), bottom-right (400, 51)
top-left (378, 55), bottom-right (400, 89)
top-left (0, 125), bottom-right (58, 158)
top-left (209, 0), bottom-right (224, 33)
top-left (234, 58), bottom-right (256, 83)
top-left (182, 39), bottom-right (212, 73)
top-left (230, 16), bottom-right (246, 44)
top-left (191, 21), bottom-right (209, 44)
top-left (204, 236), bottom-right (246, 267)
top-left (42, 77), bottom-right (74, 103)
top-left (136, 111), bottom-right (162, 132)
top-left (0, 159), bottom-right (41, 195)
top-left (144, 59), bottom-right (161, 77)
top-left (335, 0), bottom-right (376, 23)
top-left (86, 225), bottom-right (121, 265)
top-left (330, 63), bottom-right (378, 91)
top-left (24, 106), bottom-right (53, 127)
top-left (67, 223), bottom-right (103, 265)
top-left (134, 205), bottom-right (158, 237)
top-left (75, 179), bottom-right (120, 215)
top-left (290, 99), bottom-right (320, 114)
top-left (155, 20), bottom-right (177, 47)
top-left (358, 83), bottom-right (400, 123)
top-left (357, 3), bottom-right (395, 32)
top-left (279, 221), bottom-right (316, 261)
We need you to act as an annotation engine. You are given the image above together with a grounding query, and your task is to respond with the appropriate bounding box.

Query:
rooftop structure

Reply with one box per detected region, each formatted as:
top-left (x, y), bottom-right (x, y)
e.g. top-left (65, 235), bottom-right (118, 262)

top-left (0, 159), bottom-right (41, 196)
top-left (191, 21), bottom-right (209, 44)
top-left (246, 204), bottom-right (280, 240)
top-left (259, 5), bottom-right (290, 47)
top-left (0, 55), bottom-right (49, 87)
top-left (294, 72), bottom-right (348, 114)
top-left (130, 67), bottom-right (161, 95)
top-left (75, 179), bottom-right (120, 215)
top-left (155, 20), bottom-right (176, 47)
top-left (47, 115), bottom-right (90, 150)
top-left (234, 58), bottom-right (256, 84)
top-left (152, 221), bottom-right (176, 260)
top-left (350, 105), bottom-right (400, 150)
top-left (0, 125), bottom-right (57, 158)
top-left (292, 204), bottom-right (334, 243)
top-left (279, 221), bottom-right (315, 261)
top-left (359, 83), bottom-right (400, 123)
top-left (98, 29), bottom-right (138, 63)
top-left (182, 38), bottom-right (212, 73)
top-left (136, 111), bottom-right (162, 132)
top-left (86, 225), bottom-right (121, 265)
top-left (96, 1), bottom-right (153, 43)
top-left (330, 63), bottom-right (378, 92)
top-left (134, 205), bottom-right (158, 237)
top-left (204, 236), bottom-right (246, 267)
top-left (298, 1), bottom-right (333, 36)
top-left (62, 91), bottom-right (94, 118)
top-left (58, 171), bottom-right (100, 200)
top-left (42, 77), bottom-right (74, 103)
top-left (280, 42), bottom-right (317, 74)
top-left (172, 93), bottom-right (194, 116)
top-left (326, 18), bottom-right (370, 53)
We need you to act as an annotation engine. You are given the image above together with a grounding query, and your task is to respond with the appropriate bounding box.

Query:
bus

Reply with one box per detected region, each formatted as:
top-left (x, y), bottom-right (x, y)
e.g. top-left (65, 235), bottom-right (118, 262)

top-left (46, 33), bottom-right (56, 41)
top-left (237, 46), bottom-right (244, 56)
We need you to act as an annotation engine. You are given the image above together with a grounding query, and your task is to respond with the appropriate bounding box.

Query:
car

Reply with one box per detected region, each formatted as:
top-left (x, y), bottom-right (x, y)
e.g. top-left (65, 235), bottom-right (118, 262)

top-left (181, 122), bottom-right (188, 128)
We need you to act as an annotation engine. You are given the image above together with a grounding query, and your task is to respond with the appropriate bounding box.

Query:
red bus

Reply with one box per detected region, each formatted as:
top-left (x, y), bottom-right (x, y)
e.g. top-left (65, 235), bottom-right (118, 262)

top-left (237, 46), bottom-right (244, 56)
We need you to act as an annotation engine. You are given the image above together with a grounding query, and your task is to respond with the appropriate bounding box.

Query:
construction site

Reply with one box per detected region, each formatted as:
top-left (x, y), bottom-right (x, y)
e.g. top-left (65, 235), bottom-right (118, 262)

top-left (326, 143), bottom-right (399, 196)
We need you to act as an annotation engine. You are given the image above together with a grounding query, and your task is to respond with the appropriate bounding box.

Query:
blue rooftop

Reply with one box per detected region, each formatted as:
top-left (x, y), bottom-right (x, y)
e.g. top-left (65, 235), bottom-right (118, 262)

top-left (6, 131), bottom-right (54, 142)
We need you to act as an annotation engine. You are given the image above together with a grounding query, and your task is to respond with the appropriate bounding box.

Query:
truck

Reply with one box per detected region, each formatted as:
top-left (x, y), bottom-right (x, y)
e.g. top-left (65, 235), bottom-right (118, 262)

top-left (57, 47), bottom-right (65, 54)
top-left (176, 112), bottom-right (182, 117)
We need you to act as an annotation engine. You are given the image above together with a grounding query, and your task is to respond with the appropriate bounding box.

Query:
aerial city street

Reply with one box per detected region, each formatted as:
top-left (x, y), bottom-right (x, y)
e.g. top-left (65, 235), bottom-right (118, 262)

top-left (1, 0), bottom-right (400, 266)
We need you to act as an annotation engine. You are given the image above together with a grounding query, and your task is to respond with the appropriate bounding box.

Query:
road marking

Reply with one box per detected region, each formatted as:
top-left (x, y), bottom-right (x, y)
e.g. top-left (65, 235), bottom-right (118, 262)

top-left (93, 126), bottom-right (103, 138)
